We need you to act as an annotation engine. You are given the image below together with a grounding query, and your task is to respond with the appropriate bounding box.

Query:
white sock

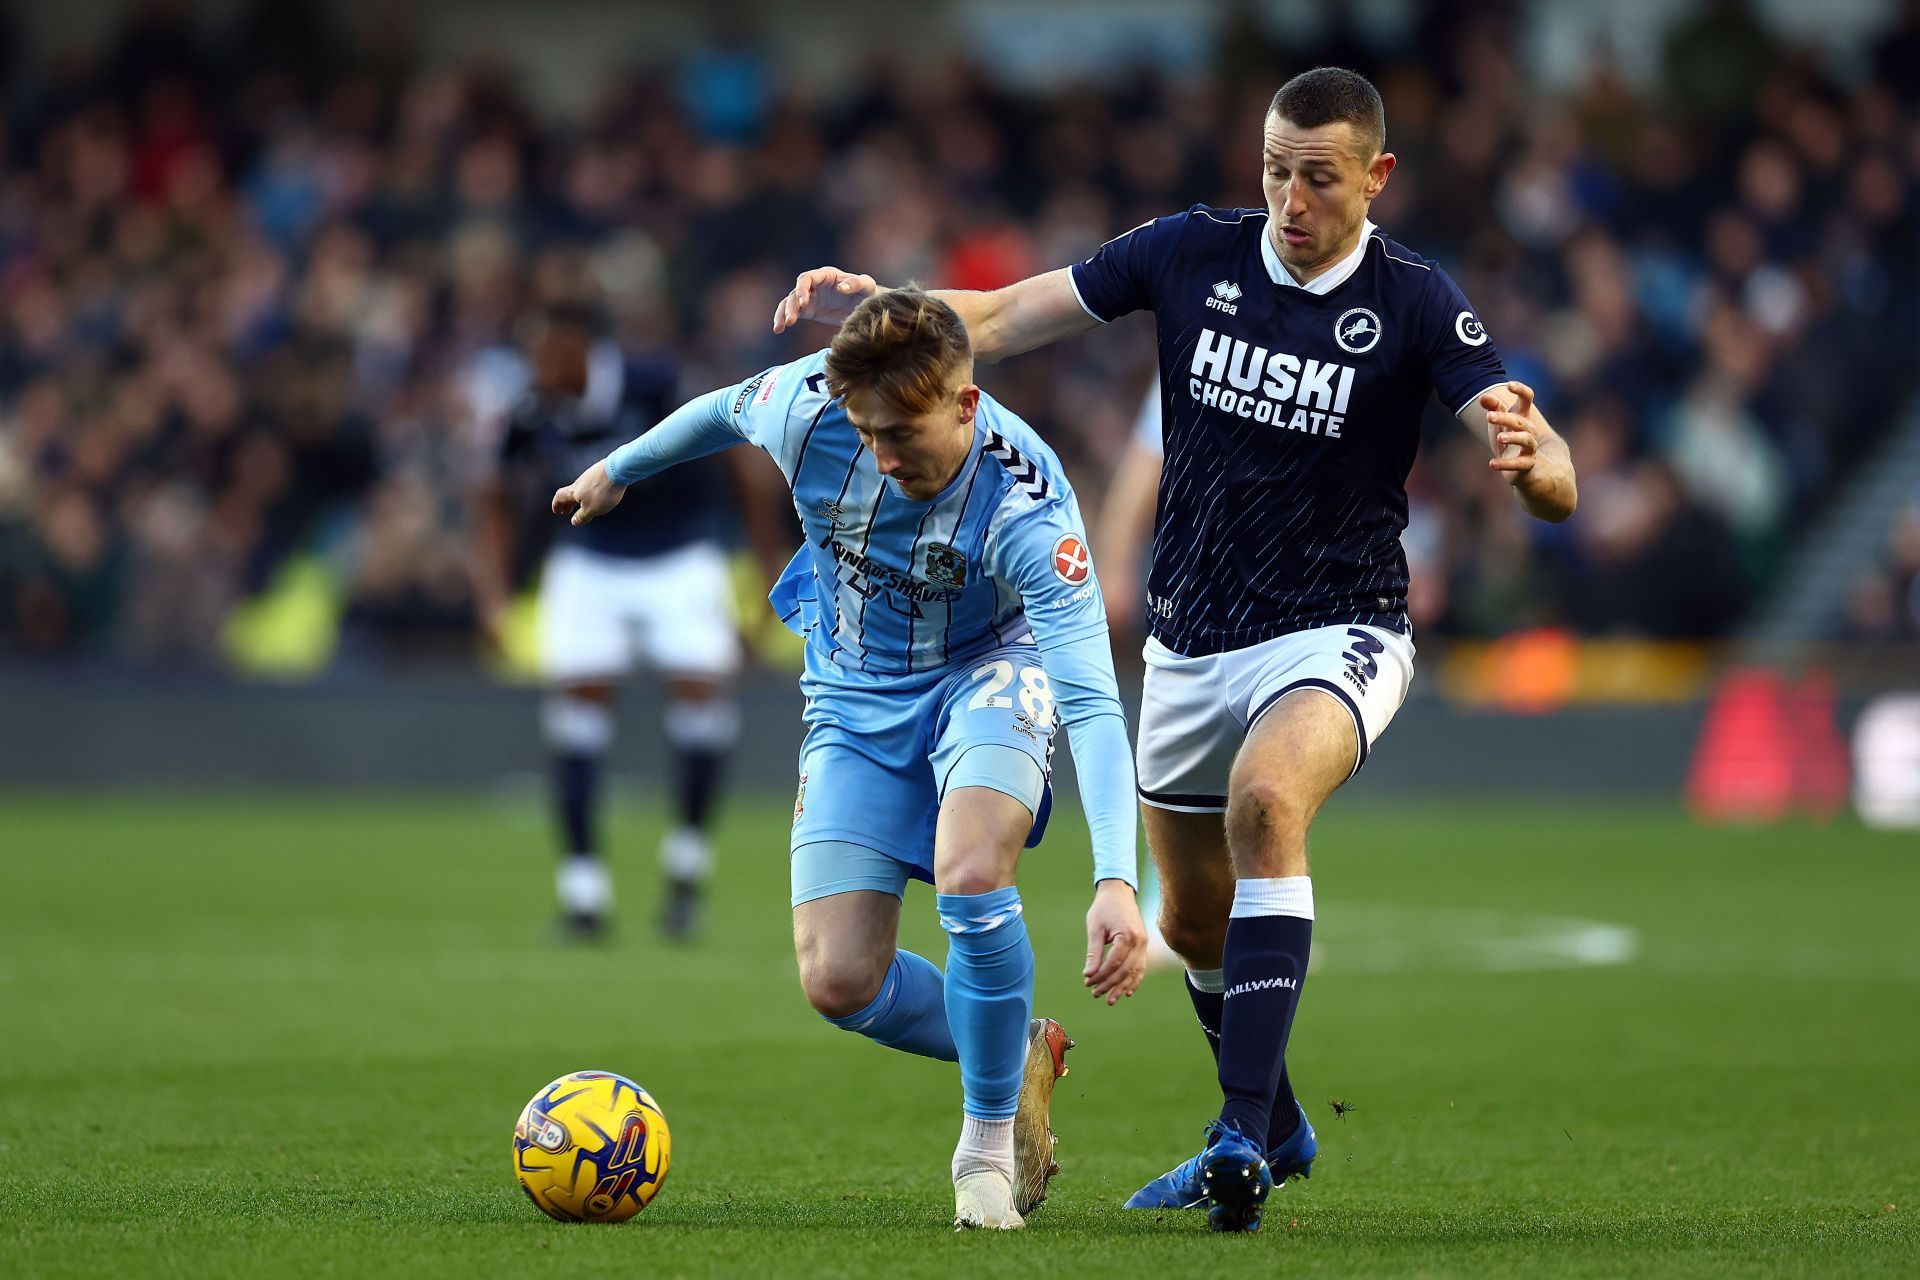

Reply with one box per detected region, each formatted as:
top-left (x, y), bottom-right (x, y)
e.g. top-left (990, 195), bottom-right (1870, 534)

top-left (557, 855), bottom-right (613, 914)
top-left (951, 1115), bottom-right (1015, 1182)
top-left (665, 698), bottom-right (741, 749)
top-left (1186, 966), bottom-right (1224, 994)
top-left (541, 694), bottom-right (615, 753)
top-left (660, 827), bottom-right (713, 881)
top-left (1229, 875), bottom-right (1315, 920)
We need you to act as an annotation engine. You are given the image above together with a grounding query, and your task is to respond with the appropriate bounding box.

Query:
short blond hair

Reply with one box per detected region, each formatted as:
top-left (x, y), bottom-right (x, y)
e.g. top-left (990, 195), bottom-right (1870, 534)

top-left (824, 288), bottom-right (972, 416)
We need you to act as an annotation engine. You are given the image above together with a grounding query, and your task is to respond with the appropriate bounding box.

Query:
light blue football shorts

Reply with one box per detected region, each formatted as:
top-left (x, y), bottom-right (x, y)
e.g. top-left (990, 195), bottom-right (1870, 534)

top-left (789, 642), bottom-right (1057, 907)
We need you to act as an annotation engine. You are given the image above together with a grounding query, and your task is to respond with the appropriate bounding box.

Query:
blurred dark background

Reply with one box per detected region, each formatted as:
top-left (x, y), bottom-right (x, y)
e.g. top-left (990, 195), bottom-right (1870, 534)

top-left (0, 0), bottom-right (1914, 671)
top-left (0, 1), bottom-right (1914, 811)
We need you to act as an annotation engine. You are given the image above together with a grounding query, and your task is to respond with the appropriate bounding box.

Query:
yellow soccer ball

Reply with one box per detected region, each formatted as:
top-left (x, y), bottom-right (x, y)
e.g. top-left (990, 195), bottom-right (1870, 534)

top-left (513, 1071), bottom-right (672, 1223)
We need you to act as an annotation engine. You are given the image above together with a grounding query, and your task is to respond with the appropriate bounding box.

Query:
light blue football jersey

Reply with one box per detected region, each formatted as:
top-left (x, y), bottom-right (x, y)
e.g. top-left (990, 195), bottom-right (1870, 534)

top-left (723, 351), bottom-right (1108, 689)
top-left (603, 348), bottom-right (1138, 886)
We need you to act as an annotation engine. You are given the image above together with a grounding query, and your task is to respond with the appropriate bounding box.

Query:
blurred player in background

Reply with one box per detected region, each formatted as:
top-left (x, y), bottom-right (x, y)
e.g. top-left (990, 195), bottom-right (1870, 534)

top-left (776, 67), bottom-right (1577, 1231)
top-left (1094, 379), bottom-right (1178, 971)
top-left (470, 302), bottom-right (780, 942)
top-left (554, 290), bottom-right (1148, 1229)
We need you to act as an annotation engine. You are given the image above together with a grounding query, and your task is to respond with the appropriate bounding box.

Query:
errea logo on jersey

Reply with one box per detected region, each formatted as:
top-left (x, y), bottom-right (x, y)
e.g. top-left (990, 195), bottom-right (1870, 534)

top-left (1206, 280), bottom-right (1241, 315)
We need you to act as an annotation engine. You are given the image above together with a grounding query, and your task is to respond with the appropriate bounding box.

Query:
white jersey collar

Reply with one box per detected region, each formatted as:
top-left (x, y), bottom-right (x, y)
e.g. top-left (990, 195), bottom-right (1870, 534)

top-left (1261, 217), bottom-right (1377, 295)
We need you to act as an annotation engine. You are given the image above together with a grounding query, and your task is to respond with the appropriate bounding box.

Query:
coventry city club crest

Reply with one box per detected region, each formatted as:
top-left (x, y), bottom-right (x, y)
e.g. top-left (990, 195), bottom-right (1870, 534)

top-left (925, 543), bottom-right (968, 588)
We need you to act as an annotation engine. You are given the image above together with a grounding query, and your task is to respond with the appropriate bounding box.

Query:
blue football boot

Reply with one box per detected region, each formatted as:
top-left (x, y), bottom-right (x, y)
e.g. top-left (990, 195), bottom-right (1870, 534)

top-left (1122, 1144), bottom-right (1210, 1211)
top-left (1266, 1102), bottom-right (1318, 1183)
top-left (1123, 1103), bottom-right (1315, 1213)
top-left (1123, 1120), bottom-right (1272, 1226)
top-left (1198, 1120), bottom-right (1272, 1232)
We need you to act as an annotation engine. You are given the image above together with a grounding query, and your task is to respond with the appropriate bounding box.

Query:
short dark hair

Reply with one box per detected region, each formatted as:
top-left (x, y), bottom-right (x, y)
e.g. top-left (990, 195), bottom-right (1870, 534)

top-left (1268, 67), bottom-right (1385, 157)
top-left (825, 288), bottom-right (972, 416)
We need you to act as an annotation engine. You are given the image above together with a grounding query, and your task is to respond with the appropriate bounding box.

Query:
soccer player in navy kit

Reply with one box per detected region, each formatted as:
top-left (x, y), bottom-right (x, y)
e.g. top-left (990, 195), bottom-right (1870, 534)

top-left (471, 304), bottom-right (780, 942)
top-left (775, 68), bottom-right (1577, 1231)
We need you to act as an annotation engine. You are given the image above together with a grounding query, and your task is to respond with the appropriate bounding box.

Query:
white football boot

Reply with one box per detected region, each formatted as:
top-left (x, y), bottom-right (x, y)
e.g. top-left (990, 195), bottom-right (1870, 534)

top-left (953, 1169), bottom-right (1025, 1231)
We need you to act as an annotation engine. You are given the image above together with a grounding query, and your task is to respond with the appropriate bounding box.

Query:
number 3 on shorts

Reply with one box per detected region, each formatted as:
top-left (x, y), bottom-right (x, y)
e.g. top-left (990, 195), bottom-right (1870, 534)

top-left (969, 659), bottom-right (1055, 728)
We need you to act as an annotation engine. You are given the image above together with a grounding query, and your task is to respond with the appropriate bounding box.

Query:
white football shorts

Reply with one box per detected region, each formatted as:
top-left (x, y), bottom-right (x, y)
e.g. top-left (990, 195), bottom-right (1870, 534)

top-left (538, 541), bottom-right (741, 683)
top-left (1135, 622), bottom-right (1415, 812)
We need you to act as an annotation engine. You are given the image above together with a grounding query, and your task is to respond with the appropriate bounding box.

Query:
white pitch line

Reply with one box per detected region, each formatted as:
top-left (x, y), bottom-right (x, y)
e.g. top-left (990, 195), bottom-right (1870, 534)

top-left (1310, 903), bottom-right (1642, 975)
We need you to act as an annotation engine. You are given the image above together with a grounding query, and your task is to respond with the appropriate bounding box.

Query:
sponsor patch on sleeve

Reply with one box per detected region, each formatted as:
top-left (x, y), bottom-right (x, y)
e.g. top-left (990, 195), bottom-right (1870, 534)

top-left (1051, 534), bottom-right (1091, 586)
top-left (732, 372), bottom-right (769, 415)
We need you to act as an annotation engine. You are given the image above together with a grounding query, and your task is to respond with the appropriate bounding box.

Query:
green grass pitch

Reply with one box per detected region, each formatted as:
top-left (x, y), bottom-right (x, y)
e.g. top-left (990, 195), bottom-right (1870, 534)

top-left (2, 792), bottom-right (1915, 1277)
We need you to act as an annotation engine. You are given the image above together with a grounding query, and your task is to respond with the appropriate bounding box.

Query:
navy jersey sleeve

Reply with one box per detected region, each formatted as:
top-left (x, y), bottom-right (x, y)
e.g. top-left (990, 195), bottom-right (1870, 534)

top-left (1421, 265), bottom-right (1510, 417)
top-left (622, 356), bottom-right (682, 421)
top-left (1067, 210), bottom-right (1191, 324)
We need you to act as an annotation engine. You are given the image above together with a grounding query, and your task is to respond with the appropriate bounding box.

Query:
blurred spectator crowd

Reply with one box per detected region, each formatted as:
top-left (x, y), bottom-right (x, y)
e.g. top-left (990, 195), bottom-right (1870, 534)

top-left (0, 0), bottom-right (1915, 670)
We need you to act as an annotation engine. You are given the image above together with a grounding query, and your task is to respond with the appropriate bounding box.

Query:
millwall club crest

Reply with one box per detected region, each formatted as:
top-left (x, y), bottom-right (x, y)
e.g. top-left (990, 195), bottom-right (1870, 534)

top-left (1335, 307), bottom-right (1382, 354)
top-left (925, 543), bottom-right (968, 588)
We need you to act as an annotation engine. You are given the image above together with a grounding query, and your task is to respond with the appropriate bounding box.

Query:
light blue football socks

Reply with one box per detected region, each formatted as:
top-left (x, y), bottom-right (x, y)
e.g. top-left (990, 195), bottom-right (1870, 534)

top-left (823, 949), bottom-right (958, 1061)
top-left (937, 885), bottom-right (1035, 1121)
top-left (817, 885), bottom-right (1036, 1127)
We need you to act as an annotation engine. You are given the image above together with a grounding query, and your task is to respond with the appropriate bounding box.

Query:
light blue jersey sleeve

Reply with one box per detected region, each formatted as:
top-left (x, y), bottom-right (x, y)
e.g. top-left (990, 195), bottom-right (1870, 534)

top-left (605, 350), bottom-right (831, 485)
top-left (604, 386), bottom-right (737, 484)
top-left (985, 493), bottom-right (1137, 888)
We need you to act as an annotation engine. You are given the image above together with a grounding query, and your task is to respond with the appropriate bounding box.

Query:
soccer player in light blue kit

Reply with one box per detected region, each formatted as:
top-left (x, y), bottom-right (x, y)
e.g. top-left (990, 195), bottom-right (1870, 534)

top-left (553, 290), bottom-right (1148, 1230)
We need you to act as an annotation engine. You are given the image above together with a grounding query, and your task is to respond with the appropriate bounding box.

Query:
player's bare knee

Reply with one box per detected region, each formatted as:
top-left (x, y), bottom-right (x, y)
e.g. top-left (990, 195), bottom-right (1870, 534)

top-left (934, 851), bottom-right (1014, 896)
top-left (798, 952), bottom-right (888, 1019)
top-left (1158, 903), bottom-right (1226, 969)
top-left (1227, 775), bottom-right (1311, 843)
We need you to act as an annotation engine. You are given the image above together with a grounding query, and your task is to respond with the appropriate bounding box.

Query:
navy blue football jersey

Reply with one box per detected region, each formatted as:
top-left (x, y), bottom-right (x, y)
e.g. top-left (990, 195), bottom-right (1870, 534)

top-left (498, 345), bottom-right (724, 559)
top-left (1070, 206), bottom-right (1508, 655)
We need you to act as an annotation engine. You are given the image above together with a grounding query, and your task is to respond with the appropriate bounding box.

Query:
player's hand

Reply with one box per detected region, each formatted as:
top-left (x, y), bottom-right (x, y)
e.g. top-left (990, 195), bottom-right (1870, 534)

top-left (551, 459), bottom-right (627, 527)
top-left (1084, 878), bottom-right (1148, 1005)
top-left (772, 266), bottom-right (880, 333)
top-left (1482, 380), bottom-right (1541, 486)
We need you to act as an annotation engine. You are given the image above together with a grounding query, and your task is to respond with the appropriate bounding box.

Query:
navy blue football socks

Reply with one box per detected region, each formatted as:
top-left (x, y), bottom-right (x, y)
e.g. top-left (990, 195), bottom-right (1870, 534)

top-left (1191, 963), bottom-right (1302, 1151)
top-left (556, 752), bottom-right (599, 858)
top-left (1215, 877), bottom-right (1314, 1145)
top-left (672, 746), bottom-right (723, 834)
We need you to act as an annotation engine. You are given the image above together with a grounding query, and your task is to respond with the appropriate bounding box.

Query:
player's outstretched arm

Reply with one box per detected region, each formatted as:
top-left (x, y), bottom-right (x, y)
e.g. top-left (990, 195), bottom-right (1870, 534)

top-left (1464, 380), bottom-right (1578, 523)
top-left (773, 267), bottom-right (1098, 364)
top-left (553, 386), bottom-right (749, 527)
